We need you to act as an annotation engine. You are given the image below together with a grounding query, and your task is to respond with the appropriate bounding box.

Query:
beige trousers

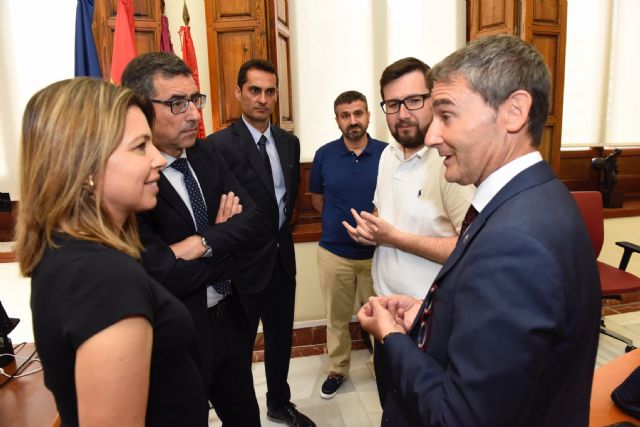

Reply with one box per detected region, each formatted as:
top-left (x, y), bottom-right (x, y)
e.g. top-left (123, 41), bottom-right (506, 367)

top-left (317, 246), bottom-right (374, 376)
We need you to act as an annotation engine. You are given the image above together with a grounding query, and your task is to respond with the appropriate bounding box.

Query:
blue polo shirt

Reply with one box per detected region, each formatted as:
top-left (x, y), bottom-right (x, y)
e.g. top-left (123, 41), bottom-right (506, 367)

top-left (310, 135), bottom-right (387, 260)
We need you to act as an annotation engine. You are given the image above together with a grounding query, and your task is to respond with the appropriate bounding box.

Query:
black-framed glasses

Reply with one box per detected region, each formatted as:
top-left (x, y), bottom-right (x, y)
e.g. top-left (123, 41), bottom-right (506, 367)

top-left (150, 94), bottom-right (207, 114)
top-left (380, 93), bottom-right (431, 114)
top-left (417, 283), bottom-right (438, 351)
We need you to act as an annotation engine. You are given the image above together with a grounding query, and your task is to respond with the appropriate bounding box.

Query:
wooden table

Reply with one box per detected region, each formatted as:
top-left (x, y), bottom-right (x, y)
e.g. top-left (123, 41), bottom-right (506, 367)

top-left (590, 349), bottom-right (640, 426)
top-left (0, 343), bottom-right (59, 427)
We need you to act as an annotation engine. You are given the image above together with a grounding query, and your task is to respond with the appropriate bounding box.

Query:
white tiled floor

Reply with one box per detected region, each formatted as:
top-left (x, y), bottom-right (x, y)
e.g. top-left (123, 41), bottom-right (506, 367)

top-left (208, 349), bottom-right (381, 427)
top-left (208, 311), bottom-right (640, 426)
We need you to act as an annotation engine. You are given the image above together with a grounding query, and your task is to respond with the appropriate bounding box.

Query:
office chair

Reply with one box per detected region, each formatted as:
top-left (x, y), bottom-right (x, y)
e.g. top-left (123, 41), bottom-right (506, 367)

top-left (572, 191), bottom-right (640, 353)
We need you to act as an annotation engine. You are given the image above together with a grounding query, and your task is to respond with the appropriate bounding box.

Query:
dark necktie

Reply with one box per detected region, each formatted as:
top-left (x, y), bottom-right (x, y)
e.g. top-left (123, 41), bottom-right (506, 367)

top-left (459, 204), bottom-right (479, 239)
top-left (170, 158), bottom-right (232, 296)
top-left (170, 158), bottom-right (208, 231)
top-left (257, 135), bottom-right (273, 178)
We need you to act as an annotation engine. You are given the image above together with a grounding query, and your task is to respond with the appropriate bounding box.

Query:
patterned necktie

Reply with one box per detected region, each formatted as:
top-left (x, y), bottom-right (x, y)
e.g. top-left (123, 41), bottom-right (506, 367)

top-left (170, 158), bottom-right (232, 295)
top-left (170, 158), bottom-right (208, 231)
top-left (459, 204), bottom-right (479, 239)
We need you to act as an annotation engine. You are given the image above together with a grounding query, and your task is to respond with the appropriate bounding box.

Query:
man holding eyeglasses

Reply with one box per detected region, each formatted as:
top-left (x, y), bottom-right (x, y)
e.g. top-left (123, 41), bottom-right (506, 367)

top-left (121, 52), bottom-right (263, 426)
top-left (358, 36), bottom-right (600, 427)
top-left (344, 57), bottom-right (474, 301)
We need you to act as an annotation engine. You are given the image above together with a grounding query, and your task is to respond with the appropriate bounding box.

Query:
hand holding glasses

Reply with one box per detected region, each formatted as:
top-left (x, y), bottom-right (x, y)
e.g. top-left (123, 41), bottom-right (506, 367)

top-left (417, 284), bottom-right (438, 351)
top-left (357, 294), bottom-right (423, 341)
top-left (150, 93), bottom-right (207, 115)
top-left (380, 93), bottom-right (431, 114)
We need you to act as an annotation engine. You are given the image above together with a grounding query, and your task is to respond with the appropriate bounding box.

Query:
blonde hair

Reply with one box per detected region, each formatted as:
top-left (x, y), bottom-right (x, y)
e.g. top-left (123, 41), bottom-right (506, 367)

top-left (16, 77), bottom-right (154, 276)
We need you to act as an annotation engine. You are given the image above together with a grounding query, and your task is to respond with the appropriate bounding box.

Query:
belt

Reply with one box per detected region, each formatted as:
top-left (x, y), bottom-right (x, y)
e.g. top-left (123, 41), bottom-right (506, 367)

top-left (207, 296), bottom-right (230, 318)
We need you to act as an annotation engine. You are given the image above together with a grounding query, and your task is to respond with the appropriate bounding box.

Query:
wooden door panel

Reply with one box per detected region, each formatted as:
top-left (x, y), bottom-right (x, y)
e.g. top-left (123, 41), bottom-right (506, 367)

top-left (268, 0), bottom-right (294, 131)
top-left (275, 28), bottom-right (293, 130)
top-left (217, 31), bottom-right (256, 125)
top-left (533, 0), bottom-right (561, 25)
top-left (205, 0), bottom-right (269, 130)
top-left (218, 1), bottom-right (252, 17)
top-left (522, 0), bottom-right (567, 171)
top-left (93, 0), bottom-right (161, 81)
top-left (468, 0), bottom-right (516, 40)
top-left (539, 125), bottom-right (555, 162)
top-left (277, 0), bottom-right (288, 25)
top-left (531, 33), bottom-right (559, 117)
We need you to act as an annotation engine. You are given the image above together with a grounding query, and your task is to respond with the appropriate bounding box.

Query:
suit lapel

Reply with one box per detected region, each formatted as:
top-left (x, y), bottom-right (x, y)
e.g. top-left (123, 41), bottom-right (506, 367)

top-left (434, 161), bottom-right (556, 282)
top-left (233, 120), bottom-right (276, 199)
top-left (272, 126), bottom-right (293, 198)
top-left (157, 172), bottom-right (196, 231)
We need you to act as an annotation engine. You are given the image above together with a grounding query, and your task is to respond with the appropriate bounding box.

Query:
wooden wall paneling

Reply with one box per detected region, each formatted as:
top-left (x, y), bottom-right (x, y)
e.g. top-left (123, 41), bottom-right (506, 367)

top-left (93, 0), bottom-right (161, 81)
top-left (557, 148), bottom-right (601, 191)
top-left (558, 148), bottom-right (640, 202)
top-left (604, 148), bottom-right (640, 200)
top-left (295, 162), bottom-right (321, 225)
top-left (291, 162), bottom-right (322, 243)
top-left (204, 0), bottom-right (268, 130)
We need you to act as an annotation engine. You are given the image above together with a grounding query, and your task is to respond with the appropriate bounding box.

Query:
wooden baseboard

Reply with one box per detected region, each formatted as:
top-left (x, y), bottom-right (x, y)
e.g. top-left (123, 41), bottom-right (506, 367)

top-left (251, 321), bottom-right (370, 362)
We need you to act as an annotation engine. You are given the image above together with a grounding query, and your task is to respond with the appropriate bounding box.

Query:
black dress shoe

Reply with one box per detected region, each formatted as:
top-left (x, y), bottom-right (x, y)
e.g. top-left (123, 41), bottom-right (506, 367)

top-left (266, 402), bottom-right (316, 427)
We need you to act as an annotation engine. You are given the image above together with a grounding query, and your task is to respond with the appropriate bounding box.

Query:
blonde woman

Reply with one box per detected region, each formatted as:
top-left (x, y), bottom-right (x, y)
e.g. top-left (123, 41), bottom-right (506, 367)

top-left (16, 78), bottom-right (208, 426)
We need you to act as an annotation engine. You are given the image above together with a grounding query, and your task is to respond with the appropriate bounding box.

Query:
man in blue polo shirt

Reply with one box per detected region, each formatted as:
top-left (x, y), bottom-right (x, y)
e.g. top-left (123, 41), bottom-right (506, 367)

top-left (310, 90), bottom-right (387, 399)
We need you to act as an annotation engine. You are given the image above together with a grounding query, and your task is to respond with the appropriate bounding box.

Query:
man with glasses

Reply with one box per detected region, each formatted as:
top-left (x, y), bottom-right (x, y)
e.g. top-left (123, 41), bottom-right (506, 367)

top-left (207, 59), bottom-right (314, 427)
top-left (122, 52), bottom-right (262, 426)
top-left (344, 57), bottom-right (474, 301)
top-left (358, 35), bottom-right (600, 426)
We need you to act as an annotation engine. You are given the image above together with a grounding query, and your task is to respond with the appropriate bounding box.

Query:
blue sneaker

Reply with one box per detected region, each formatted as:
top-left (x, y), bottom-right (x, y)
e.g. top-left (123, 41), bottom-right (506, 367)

top-left (320, 372), bottom-right (345, 399)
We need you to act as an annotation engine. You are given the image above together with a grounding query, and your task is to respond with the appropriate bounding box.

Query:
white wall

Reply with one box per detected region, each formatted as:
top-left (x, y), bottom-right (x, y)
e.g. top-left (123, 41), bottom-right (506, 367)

top-left (289, 0), bottom-right (466, 161)
top-left (0, 0), bottom-right (76, 199)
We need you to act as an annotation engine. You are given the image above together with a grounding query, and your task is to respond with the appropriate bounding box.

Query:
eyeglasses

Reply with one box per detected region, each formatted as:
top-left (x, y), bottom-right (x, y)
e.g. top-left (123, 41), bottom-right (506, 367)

top-left (380, 93), bottom-right (431, 114)
top-left (150, 94), bottom-right (207, 114)
top-left (417, 283), bottom-right (438, 351)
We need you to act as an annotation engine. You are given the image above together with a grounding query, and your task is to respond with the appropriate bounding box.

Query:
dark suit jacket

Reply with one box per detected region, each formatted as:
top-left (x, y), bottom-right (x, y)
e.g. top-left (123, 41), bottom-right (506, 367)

top-left (206, 118), bottom-right (301, 295)
top-left (136, 139), bottom-right (260, 383)
top-left (377, 161), bottom-right (601, 427)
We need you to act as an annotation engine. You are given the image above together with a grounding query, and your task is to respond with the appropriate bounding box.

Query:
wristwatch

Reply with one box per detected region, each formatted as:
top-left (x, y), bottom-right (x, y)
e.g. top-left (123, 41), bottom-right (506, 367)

top-left (200, 235), bottom-right (212, 257)
top-left (200, 236), bottom-right (211, 250)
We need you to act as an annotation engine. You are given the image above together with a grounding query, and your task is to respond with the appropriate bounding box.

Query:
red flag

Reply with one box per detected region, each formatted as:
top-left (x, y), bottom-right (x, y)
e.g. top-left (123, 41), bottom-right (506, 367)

top-left (110, 0), bottom-right (137, 84)
top-left (180, 3), bottom-right (205, 138)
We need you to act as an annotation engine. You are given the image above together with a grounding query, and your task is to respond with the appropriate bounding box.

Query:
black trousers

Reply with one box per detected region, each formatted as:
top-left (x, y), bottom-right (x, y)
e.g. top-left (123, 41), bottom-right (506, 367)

top-left (207, 296), bottom-right (260, 426)
top-left (241, 258), bottom-right (296, 410)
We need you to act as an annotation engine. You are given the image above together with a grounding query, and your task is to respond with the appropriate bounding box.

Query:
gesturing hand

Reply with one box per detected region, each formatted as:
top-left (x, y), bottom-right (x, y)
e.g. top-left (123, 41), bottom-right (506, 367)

top-left (215, 192), bottom-right (242, 223)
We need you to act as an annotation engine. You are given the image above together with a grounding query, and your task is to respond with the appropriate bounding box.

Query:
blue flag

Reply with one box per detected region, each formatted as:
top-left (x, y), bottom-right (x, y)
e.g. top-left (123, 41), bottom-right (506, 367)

top-left (74, 0), bottom-right (102, 77)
